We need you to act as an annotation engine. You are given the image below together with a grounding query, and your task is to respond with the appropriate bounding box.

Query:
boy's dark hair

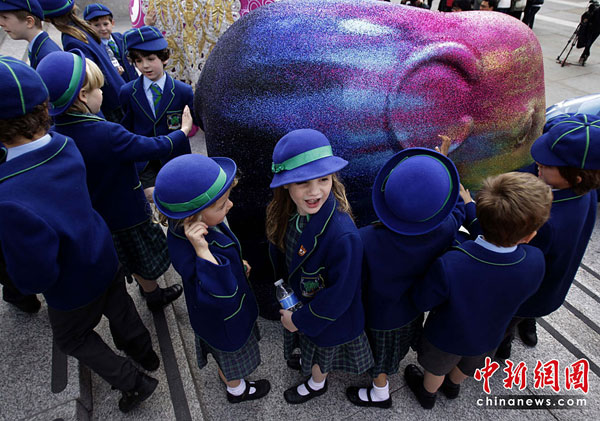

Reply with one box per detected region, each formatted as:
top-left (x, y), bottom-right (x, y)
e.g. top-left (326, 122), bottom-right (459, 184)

top-left (88, 14), bottom-right (114, 23)
top-left (475, 172), bottom-right (553, 247)
top-left (557, 166), bottom-right (600, 195)
top-left (128, 48), bottom-right (170, 64)
top-left (482, 0), bottom-right (498, 9)
top-left (10, 10), bottom-right (42, 29)
top-left (0, 102), bottom-right (51, 145)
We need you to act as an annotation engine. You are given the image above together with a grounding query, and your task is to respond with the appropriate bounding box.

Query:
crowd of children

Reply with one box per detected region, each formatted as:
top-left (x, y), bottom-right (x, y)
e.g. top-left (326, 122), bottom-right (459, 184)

top-left (1, 0), bottom-right (600, 414)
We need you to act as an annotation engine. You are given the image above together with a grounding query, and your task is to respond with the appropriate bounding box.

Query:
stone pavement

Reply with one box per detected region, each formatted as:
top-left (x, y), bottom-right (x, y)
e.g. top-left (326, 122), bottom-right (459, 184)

top-left (2, 1), bottom-right (600, 420)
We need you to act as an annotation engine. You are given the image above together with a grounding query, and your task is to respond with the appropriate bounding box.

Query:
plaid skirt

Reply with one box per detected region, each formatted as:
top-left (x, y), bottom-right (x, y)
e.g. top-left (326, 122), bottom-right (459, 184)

top-left (195, 323), bottom-right (261, 381)
top-left (112, 219), bottom-right (170, 280)
top-left (284, 328), bottom-right (374, 377)
top-left (367, 314), bottom-right (424, 377)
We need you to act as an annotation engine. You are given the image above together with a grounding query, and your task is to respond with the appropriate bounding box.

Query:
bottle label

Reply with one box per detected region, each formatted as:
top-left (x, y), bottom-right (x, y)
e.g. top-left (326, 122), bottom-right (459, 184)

top-left (279, 295), bottom-right (299, 310)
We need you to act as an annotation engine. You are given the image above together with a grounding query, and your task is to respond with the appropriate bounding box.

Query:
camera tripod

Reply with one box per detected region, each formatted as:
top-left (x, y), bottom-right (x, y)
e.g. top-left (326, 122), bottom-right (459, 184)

top-left (557, 23), bottom-right (582, 67)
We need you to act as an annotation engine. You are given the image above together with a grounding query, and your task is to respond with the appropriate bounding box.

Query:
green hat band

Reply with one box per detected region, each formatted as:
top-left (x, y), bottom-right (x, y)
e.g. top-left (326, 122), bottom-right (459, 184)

top-left (157, 167), bottom-right (226, 213)
top-left (272, 145), bottom-right (333, 174)
top-left (44, 0), bottom-right (73, 15)
top-left (52, 54), bottom-right (83, 109)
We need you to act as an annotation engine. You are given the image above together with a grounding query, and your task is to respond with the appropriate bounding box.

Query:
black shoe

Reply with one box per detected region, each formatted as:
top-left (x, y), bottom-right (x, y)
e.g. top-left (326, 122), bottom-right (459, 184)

top-left (404, 364), bottom-right (436, 409)
top-left (287, 354), bottom-right (301, 370)
top-left (146, 284), bottom-right (183, 312)
top-left (495, 336), bottom-right (512, 360)
top-left (135, 350), bottom-right (160, 372)
top-left (118, 373), bottom-right (158, 413)
top-left (227, 379), bottom-right (271, 403)
top-left (4, 295), bottom-right (41, 313)
top-left (284, 379), bottom-right (328, 404)
top-left (346, 386), bottom-right (392, 408)
top-left (440, 376), bottom-right (460, 399)
top-left (518, 318), bottom-right (537, 347)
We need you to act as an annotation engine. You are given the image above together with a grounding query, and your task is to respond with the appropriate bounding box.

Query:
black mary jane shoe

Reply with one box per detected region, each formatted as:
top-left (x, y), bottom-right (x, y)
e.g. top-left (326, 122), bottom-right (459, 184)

top-left (346, 386), bottom-right (392, 408)
top-left (404, 364), bottom-right (436, 409)
top-left (283, 379), bottom-right (328, 404)
top-left (146, 284), bottom-right (184, 312)
top-left (227, 379), bottom-right (271, 404)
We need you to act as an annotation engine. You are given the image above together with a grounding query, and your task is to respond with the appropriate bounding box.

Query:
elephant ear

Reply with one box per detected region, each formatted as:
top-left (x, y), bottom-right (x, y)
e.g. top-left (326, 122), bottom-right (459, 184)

top-left (388, 42), bottom-right (479, 152)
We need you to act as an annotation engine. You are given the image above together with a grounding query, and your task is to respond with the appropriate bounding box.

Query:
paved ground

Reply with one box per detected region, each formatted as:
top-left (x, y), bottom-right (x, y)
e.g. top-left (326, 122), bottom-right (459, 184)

top-left (1, 1), bottom-right (600, 420)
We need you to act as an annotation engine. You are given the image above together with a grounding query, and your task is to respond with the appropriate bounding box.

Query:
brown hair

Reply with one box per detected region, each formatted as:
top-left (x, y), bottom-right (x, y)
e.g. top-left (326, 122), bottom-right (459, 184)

top-left (88, 14), bottom-right (113, 24)
top-left (0, 102), bottom-right (51, 145)
top-left (10, 10), bottom-right (42, 29)
top-left (67, 58), bottom-right (104, 114)
top-left (128, 48), bottom-right (170, 64)
top-left (557, 166), bottom-right (600, 196)
top-left (475, 172), bottom-right (552, 247)
top-left (265, 173), bottom-right (353, 251)
top-left (47, 5), bottom-right (100, 44)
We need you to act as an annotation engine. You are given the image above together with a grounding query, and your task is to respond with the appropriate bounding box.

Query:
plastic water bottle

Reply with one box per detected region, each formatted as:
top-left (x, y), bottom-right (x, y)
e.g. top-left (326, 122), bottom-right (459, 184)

top-left (274, 279), bottom-right (303, 312)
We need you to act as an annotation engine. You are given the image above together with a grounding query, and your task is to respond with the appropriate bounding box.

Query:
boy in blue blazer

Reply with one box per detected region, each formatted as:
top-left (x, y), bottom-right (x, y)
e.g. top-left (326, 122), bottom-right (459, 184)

top-left (406, 171), bottom-right (553, 409)
top-left (83, 3), bottom-right (138, 82)
top-left (0, 0), bottom-right (61, 69)
top-left (119, 26), bottom-right (193, 200)
top-left (0, 55), bottom-right (159, 413)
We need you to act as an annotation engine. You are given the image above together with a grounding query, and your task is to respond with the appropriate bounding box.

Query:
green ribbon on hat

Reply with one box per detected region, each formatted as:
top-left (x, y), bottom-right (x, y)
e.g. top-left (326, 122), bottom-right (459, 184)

top-left (52, 54), bottom-right (83, 109)
top-left (156, 167), bottom-right (226, 213)
top-left (272, 145), bottom-right (333, 173)
top-left (43, 0), bottom-right (73, 15)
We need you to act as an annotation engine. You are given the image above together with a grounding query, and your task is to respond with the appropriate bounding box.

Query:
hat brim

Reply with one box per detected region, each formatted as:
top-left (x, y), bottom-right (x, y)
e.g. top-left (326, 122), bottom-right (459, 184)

top-left (269, 156), bottom-right (348, 188)
top-left (153, 157), bottom-right (237, 219)
top-left (129, 38), bottom-right (168, 51)
top-left (48, 49), bottom-right (87, 116)
top-left (372, 148), bottom-right (460, 236)
top-left (530, 132), bottom-right (568, 167)
top-left (0, 4), bottom-right (44, 20)
top-left (84, 10), bottom-right (112, 20)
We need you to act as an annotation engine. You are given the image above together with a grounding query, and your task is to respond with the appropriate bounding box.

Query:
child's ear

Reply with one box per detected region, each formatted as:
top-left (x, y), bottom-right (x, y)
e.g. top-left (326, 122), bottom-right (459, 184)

top-left (26, 15), bottom-right (36, 29)
top-left (575, 175), bottom-right (582, 185)
top-left (519, 231), bottom-right (537, 244)
top-left (78, 89), bottom-right (88, 104)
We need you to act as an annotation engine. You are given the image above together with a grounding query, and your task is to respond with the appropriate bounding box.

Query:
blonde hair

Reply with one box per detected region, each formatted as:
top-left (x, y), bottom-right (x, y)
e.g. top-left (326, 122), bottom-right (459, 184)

top-left (476, 172), bottom-right (552, 247)
top-left (265, 173), bottom-right (353, 251)
top-left (48, 5), bottom-right (100, 44)
top-left (67, 58), bottom-right (104, 114)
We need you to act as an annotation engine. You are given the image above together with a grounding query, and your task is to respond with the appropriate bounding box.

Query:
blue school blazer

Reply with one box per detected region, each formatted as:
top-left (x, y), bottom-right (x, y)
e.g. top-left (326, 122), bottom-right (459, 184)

top-left (53, 112), bottom-right (188, 231)
top-left (111, 32), bottom-right (138, 82)
top-left (29, 31), bottom-right (61, 69)
top-left (168, 222), bottom-right (259, 352)
top-left (413, 241), bottom-right (545, 356)
top-left (269, 194), bottom-right (365, 347)
top-left (62, 30), bottom-right (125, 117)
top-left (0, 133), bottom-right (118, 311)
top-left (361, 198), bottom-right (465, 331)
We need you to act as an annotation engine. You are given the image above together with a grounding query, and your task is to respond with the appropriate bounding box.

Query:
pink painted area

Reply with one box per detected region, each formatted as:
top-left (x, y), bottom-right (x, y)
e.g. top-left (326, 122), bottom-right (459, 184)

top-left (129, 0), bottom-right (145, 28)
top-left (239, 0), bottom-right (278, 16)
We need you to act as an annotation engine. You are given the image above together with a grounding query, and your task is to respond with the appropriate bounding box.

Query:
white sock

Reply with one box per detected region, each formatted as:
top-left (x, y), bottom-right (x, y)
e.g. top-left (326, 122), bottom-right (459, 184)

top-left (358, 380), bottom-right (389, 402)
top-left (226, 379), bottom-right (256, 396)
top-left (297, 376), bottom-right (326, 396)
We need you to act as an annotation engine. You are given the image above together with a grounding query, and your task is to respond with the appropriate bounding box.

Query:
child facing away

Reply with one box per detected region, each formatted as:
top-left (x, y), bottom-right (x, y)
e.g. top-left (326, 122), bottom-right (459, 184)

top-left (39, 0), bottom-right (125, 122)
top-left (153, 154), bottom-right (270, 403)
top-left (406, 171), bottom-right (553, 409)
top-left (119, 25), bottom-right (194, 201)
top-left (346, 147), bottom-right (466, 408)
top-left (495, 113), bottom-right (600, 358)
top-left (0, 0), bottom-right (61, 68)
top-left (0, 55), bottom-right (158, 413)
top-left (36, 50), bottom-right (191, 312)
top-left (267, 129), bottom-right (373, 404)
top-left (83, 3), bottom-right (138, 82)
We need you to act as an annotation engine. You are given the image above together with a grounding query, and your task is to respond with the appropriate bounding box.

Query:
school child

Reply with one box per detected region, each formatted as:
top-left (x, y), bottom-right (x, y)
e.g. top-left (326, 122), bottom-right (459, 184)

top-left (267, 129), bottom-right (373, 404)
top-left (119, 25), bottom-right (193, 200)
top-left (0, 0), bottom-right (61, 68)
top-left (496, 113), bottom-right (600, 358)
top-left (153, 154), bottom-right (270, 403)
top-left (39, 0), bottom-right (125, 122)
top-left (0, 55), bottom-right (159, 413)
top-left (405, 171), bottom-right (552, 409)
top-left (83, 3), bottom-right (138, 82)
top-left (36, 50), bottom-right (191, 311)
top-left (346, 147), bottom-right (466, 408)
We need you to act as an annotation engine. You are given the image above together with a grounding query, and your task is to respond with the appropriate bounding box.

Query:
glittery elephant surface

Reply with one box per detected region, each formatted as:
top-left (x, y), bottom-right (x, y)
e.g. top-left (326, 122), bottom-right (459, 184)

top-left (195, 0), bottom-right (545, 224)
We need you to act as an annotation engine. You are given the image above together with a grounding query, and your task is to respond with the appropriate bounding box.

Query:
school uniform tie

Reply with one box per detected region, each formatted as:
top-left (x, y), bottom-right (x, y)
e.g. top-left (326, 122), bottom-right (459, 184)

top-left (107, 39), bottom-right (119, 56)
top-left (150, 83), bottom-right (162, 115)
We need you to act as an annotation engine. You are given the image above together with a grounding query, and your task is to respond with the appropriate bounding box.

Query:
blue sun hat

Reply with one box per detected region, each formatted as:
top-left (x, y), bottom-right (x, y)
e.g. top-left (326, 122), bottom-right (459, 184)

top-left (0, 0), bottom-right (44, 20)
top-left (123, 26), bottom-right (167, 52)
top-left (270, 129), bottom-right (348, 188)
top-left (36, 50), bottom-right (87, 116)
top-left (532, 113), bottom-right (600, 169)
top-left (372, 148), bottom-right (460, 235)
top-left (83, 3), bottom-right (112, 21)
top-left (154, 154), bottom-right (237, 219)
top-left (38, 0), bottom-right (74, 18)
top-left (0, 55), bottom-right (48, 119)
